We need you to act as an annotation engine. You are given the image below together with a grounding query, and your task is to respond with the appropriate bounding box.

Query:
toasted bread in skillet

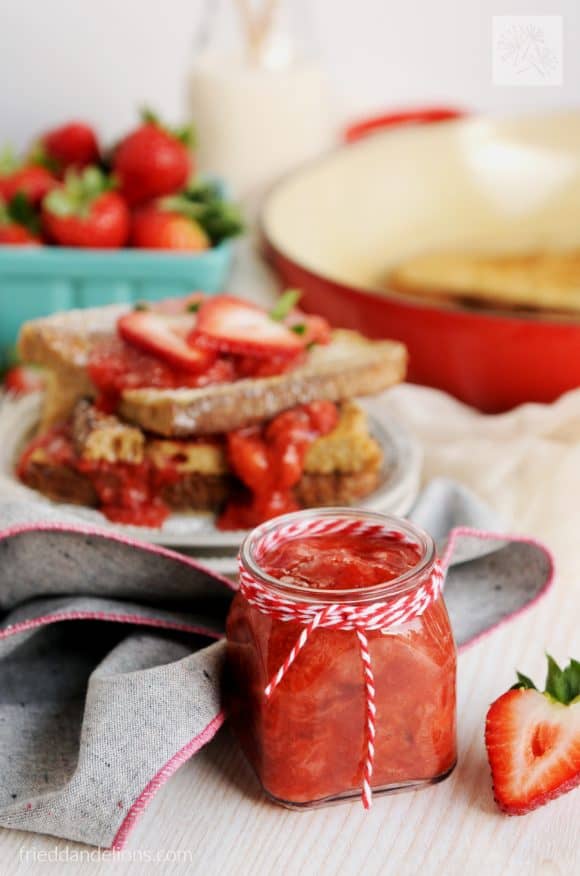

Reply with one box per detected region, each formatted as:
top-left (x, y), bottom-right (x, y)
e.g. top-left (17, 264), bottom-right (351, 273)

top-left (18, 306), bottom-right (407, 437)
top-left (389, 249), bottom-right (580, 313)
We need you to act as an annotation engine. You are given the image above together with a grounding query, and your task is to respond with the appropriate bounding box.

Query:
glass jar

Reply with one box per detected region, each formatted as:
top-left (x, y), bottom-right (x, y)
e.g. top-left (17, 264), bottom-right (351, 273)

top-left (188, 0), bottom-right (336, 199)
top-left (226, 509), bottom-right (457, 809)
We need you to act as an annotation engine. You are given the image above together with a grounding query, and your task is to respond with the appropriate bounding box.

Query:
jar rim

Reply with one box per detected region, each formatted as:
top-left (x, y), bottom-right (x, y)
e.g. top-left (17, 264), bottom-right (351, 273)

top-left (239, 507), bottom-right (436, 605)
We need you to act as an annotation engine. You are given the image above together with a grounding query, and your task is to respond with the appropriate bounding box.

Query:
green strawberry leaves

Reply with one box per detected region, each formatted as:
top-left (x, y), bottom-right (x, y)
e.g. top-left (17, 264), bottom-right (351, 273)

top-left (27, 141), bottom-right (60, 173)
top-left (44, 166), bottom-right (115, 218)
top-left (160, 180), bottom-right (243, 245)
top-left (0, 193), bottom-right (40, 233)
top-left (140, 107), bottom-right (160, 126)
top-left (269, 289), bottom-right (302, 321)
top-left (511, 671), bottom-right (537, 692)
top-left (197, 200), bottom-right (242, 244)
top-left (174, 123), bottom-right (196, 150)
top-left (140, 107), bottom-right (196, 149)
top-left (7, 192), bottom-right (40, 233)
top-left (546, 656), bottom-right (580, 704)
top-left (0, 146), bottom-right (19, 175)
top-left (512, 655), bottom-right (580, 705)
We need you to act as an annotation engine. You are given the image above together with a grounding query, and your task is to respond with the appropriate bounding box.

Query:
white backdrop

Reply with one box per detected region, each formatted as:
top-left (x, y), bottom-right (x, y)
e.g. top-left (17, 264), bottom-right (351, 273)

top-left (0, 0), bottom-right (578, 150)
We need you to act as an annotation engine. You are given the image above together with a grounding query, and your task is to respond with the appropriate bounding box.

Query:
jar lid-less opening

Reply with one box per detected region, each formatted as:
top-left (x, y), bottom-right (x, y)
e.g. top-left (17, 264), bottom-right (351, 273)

top-left (239, 508), bottom-right (436, 605)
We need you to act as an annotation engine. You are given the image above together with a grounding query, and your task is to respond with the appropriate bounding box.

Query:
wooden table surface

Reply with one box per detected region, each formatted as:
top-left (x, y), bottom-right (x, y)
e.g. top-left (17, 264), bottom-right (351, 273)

top-left (2, 259), bottom-right (579, 875)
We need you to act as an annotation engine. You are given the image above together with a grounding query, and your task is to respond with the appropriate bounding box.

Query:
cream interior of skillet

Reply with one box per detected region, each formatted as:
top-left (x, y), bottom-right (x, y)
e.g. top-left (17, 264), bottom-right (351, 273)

top-left (263, 112), bottom-right (580, 314)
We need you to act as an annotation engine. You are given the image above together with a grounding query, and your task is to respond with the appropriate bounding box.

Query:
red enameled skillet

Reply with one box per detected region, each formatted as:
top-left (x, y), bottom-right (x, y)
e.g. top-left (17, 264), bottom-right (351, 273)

top-left (262, 108), bottom-right (580, 412)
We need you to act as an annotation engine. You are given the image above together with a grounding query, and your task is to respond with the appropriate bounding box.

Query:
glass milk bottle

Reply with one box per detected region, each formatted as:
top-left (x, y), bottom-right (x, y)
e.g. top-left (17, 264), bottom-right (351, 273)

top-left (188, 0), bottom-right (336, 200)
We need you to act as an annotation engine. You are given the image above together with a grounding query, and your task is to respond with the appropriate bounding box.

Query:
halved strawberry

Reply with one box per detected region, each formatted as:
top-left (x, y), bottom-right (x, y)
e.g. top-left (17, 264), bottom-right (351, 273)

top-left (118, 310), bottom-right (216, 373)
top-left (191, 295), bottom-right (304, 358)
top-left (485, 655), bottom-right (580, 815)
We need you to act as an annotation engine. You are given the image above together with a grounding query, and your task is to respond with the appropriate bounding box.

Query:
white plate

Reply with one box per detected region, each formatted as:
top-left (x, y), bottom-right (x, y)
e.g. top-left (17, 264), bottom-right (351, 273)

top-left (0, 392), bottom-right (421, 549)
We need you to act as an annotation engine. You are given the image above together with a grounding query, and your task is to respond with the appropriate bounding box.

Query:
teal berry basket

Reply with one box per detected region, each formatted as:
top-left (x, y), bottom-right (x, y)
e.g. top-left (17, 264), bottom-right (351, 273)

top-left (0, 179), bottom-right (239, 365)
top-left (0, 241), bottom-right (234, 365)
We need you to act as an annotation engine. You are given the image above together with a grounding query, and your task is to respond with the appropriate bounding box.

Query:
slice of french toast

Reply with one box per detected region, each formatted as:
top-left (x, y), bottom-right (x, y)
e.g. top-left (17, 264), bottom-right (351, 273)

top-left (18, 304), bottom-right (406, 437)
top-left (19, 402), bottom-right (384, 514)
top-left (119, 330), bottom-right (405, 437)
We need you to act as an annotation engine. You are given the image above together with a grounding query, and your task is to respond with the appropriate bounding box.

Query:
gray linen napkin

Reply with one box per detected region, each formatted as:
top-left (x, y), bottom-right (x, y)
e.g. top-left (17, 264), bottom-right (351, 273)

top-left (0, 479), bottom-right (553, 848)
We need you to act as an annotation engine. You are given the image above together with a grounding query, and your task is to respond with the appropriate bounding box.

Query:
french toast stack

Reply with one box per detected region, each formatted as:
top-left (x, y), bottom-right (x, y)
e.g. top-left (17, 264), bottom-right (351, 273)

top-left (16, 293), bottom-right (407, 529)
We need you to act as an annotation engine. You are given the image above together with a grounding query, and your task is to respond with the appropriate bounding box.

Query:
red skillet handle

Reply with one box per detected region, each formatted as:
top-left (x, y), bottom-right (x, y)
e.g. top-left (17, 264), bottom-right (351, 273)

top-left (344, 107), bottom-right (467, 144)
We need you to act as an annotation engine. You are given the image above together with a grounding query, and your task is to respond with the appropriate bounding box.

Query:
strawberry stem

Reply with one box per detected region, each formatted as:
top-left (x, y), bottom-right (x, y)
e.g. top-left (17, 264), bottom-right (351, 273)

top-left (139, 107), bottom-right (196, 148)
top-left (160, 182), bottom-right (243, 245)
top-left (511, 654), bottom-right (580, 705)
top-left (269, 289), bottom-right (302, 321)
top-left (44, 166), bottom-right (113, 218)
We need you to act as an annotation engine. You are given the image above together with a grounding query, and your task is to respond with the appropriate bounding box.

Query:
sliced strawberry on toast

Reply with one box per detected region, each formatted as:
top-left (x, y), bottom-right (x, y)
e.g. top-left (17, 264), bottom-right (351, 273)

top-left (485, 655), bottom-right (580, 815)
top-left (191, 295), bottom-right (305, 358)
top-left (118, 310), bottom-right (216, 373)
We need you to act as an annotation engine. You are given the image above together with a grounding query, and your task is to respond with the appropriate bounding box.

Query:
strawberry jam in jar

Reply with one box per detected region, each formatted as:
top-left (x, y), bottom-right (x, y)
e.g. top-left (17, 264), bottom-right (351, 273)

top-left (226, 509), bottom-right (457, 808)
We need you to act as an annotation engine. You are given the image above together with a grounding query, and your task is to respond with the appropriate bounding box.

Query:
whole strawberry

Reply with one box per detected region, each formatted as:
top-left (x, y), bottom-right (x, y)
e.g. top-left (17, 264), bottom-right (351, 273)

top-left (131, 201), bottom-right (209, 251)
top-left (113, 110), bottom-right (193, 206)
top-left (0, 149), bottom-right (57, 205)
top-left (42, 167), bottom-right (130, 248)
top-left (485, 654), bottom-right (580, 815)
top-left (0, 224), bottom-right (39, 245)
top-left (40, 121), bottom-right (100, 172)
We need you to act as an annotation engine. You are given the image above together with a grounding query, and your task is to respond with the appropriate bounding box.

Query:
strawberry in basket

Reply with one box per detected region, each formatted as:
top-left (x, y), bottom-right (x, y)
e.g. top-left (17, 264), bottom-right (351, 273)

top-left (38, 122), bottom-right (100, 173)
top-left (113, 110), bottom-right (193, 206)
top-left (0, 150), bottom-right (57, 206)
top-left (42, 167), bottom-right (130, 249)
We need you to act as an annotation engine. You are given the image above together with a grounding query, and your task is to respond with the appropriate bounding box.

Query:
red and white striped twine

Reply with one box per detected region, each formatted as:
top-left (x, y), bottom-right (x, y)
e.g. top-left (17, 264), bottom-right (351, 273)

top-left (239, 517), bottom-right (446, 810)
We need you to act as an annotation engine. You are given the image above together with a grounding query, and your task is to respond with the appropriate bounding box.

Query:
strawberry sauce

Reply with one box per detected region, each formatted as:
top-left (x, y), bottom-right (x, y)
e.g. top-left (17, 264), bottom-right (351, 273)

top-left (218, 401), bottom-right (339, 530)
top-left (260, 532), bottom-right (422, 589)
top-left (87, 339), bottom-right (305, 414)
top-left (18, 425), bottom-right (179, 527)
top-left (88, 336), bottom-right (235, 413)
top-left (17, 400), bottom-right (339, 529)
top-left (227, 518), bottom-right (457, 806)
